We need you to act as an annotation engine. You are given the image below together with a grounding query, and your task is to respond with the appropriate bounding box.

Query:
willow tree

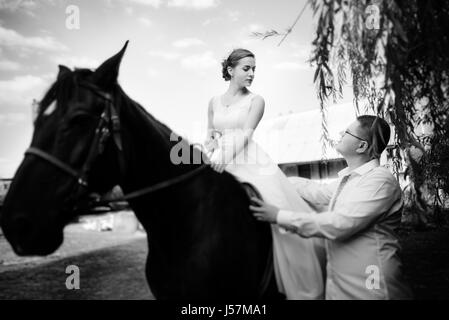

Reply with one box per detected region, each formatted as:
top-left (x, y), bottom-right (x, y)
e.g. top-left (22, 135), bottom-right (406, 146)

top-left (256, 0), bottom-right (449, 224)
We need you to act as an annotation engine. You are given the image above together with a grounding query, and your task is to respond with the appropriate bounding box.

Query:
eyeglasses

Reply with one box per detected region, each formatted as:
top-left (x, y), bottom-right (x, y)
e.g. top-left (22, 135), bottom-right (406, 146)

top-left (343, 130), bottom-right (368, 143)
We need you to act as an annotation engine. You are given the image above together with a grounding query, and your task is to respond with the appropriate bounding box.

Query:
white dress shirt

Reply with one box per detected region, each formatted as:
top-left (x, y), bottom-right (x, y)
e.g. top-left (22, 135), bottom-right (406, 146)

top-left (277, 159), bottom-right (412, 299)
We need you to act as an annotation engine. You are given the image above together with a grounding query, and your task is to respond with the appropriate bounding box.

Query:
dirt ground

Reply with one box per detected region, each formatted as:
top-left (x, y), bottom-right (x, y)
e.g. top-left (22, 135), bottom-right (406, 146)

top-left (1, 222), bottom-right (448, 300)
top-left (0, 222), bottom-right (153, 300)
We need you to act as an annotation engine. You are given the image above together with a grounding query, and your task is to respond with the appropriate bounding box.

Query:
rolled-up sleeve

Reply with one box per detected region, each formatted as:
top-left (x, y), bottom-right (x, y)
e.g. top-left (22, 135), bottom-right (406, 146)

top-left (277, 175), bottom-right (403, 240)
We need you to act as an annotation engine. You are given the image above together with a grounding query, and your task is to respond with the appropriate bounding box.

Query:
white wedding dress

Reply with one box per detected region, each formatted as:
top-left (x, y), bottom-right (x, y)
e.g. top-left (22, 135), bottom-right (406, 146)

top-left (209, 93), bottom-right (325, 299)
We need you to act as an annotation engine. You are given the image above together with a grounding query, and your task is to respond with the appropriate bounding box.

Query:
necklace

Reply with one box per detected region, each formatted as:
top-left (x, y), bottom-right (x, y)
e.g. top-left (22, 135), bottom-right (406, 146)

top-left (222, 92), bottom-right (250, 108)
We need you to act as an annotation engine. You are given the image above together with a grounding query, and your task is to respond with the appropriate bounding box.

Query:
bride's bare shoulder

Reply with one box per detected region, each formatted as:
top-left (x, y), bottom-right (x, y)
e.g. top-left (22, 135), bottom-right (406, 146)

top-left (208, 95), bottom-right (220, 111)
top-left (250, 94), bottom-right (265, 108)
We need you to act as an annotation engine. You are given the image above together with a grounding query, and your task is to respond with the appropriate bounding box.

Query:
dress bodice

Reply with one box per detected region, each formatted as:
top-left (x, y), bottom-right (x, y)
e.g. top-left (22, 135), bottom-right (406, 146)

top-left (212, 93), bottom-right (255, 132)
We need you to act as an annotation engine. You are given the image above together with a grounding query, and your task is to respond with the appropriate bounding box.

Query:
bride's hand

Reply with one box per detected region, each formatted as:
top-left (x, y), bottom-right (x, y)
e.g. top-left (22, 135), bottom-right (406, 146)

top-left (204, 138), bottom-right (218, 153)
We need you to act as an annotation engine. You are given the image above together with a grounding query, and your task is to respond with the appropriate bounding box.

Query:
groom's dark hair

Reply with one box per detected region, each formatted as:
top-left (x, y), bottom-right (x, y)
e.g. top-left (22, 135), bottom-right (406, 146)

top-left (356, 115), bottom-right (391, 159)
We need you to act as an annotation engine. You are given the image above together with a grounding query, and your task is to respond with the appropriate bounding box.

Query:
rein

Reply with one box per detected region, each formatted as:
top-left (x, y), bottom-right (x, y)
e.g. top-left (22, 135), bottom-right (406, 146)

top-left (94, 164), bottom-right (208, 206)
top-left (25, 81), bottom-right (209, 209)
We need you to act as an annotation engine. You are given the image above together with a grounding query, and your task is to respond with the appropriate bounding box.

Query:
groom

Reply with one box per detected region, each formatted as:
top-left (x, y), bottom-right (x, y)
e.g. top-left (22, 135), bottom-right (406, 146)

top-left (250, 115), bottom-right (412, 299)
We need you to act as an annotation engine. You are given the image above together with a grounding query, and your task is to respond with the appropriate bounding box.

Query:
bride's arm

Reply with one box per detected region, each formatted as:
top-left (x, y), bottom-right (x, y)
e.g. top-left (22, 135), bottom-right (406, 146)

top-left (215, 95), bottom-right (265, 164)
top-left (288, 176), bottom-right (337, 211)
top-left (204, 98), bottom-right (216, 153)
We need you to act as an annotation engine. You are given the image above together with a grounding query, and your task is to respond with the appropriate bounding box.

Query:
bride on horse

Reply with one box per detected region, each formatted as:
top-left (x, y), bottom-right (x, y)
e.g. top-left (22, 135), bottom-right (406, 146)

top-left (205, 48), bottom-right (325, 299)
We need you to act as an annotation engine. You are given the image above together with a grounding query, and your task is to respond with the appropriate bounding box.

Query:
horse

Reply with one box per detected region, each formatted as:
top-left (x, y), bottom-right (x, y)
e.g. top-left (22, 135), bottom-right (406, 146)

top-left (0, 42), bottom-right (280, 300)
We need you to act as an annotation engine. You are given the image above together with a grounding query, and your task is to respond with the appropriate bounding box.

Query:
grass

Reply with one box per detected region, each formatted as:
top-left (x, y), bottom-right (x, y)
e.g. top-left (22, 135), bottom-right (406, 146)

top-left (398, 224), bottom-right (449, 299)
top-left (0, 224), bottom-right (448, 300)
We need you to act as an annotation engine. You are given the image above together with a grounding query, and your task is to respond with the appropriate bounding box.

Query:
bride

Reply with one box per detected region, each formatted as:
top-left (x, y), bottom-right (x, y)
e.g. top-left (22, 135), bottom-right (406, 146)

top-left (204, 48), bottom-right (325, 299)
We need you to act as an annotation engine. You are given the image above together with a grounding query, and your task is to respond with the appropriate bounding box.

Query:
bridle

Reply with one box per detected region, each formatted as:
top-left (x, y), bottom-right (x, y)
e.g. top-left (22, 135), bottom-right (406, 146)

top-left (26, 82), bottom-right (121, 187)
top-left (25, 81), bottom-right (208, 211)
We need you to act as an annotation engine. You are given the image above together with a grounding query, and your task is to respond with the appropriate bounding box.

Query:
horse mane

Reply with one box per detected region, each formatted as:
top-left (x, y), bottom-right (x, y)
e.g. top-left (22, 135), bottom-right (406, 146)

top-left (121, 91), bottom-right (204, 165)
top-left (113, 85), bottom-right (177, 149)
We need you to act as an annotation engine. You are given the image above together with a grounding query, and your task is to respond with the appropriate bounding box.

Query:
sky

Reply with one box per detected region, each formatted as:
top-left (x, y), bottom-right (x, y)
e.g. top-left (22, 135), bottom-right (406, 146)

top-left (0, 0), bottom-right (355, 178)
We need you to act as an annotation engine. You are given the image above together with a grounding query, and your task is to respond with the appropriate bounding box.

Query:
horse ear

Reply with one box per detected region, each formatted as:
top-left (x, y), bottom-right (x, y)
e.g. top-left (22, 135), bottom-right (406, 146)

top-left (58, 65), bottom-right (71, 79)
top-left (92, 40), bottom-right (129, 89)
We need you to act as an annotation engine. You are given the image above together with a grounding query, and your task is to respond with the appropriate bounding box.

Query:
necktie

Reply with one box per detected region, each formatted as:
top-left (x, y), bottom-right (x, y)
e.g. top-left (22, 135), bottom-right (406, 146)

top-left (329, 175), bottom-right (350, 211)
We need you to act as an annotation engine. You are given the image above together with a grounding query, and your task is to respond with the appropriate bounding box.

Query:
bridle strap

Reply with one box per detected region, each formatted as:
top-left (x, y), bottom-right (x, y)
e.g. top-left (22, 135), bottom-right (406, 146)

top-left (79, 82), bottom-right (126, 175)
top-left (77, 105), bottom-right (111, 181)
top-left (25, 147), bottom-right (88, 186)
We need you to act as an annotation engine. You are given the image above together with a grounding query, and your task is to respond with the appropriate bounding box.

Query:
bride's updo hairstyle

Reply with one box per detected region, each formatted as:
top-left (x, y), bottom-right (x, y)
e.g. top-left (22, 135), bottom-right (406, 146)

top-left (356, 115), bottom-right (391, 159)
top-left (221, 48), bottom-right (255, 81)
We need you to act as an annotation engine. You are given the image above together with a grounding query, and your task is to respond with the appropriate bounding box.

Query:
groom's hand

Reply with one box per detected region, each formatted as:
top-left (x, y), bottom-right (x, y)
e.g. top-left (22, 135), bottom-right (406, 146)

top-left (250, 197), bottom-right (279, 224)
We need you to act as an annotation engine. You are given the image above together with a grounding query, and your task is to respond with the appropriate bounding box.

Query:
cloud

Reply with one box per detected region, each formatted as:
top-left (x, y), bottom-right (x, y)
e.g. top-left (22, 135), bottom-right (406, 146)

top-left (0, 75), bottom-right (49, 108)
top-left (55, 55), bottom-right (100, 69)
top-left (0, 112), bottom-right (28, 126)
top-left (248, 24), bottom-right (265, 33)
top-left (0, 0), bottom-right (38, 11)
top-left (0, 157), bottom-right (10, 164)
top-left (125, 6), bottom-right (134, 15)
top-left (288, 42), bottom-right (312, 61)
top-left (227, 10), bottom-right (240, 22)
top-left (138, 17), bottom-right (152, 27)
top-left (172, 38), bottom-right (205, 48)
top-left (0, 0), bottom-right (57, 17)
top-left (147, 67), bottom-right (159, 77)
top-left (147, 50), bottom-right (217, 71)
top-left (202, 19), bottom-right (212, 26)
top-left (273, 61), bottom-right (311, 71)
top-left (167, 0), bottom-right (219, 10)
top-left (201, 16), bottom-right (224, 26)
top-left (181, 51), bottom-right (217, 70)
top-left (0, 75), bottom-right (46, 93)
top-left (0, 59), bottom-right (21, 71)
top-left (122, 0), bottom-right (162, 8)
top-left (0, 25), bottom-right (67, 53)
top-left (148, 50), bottom-right (181, 61)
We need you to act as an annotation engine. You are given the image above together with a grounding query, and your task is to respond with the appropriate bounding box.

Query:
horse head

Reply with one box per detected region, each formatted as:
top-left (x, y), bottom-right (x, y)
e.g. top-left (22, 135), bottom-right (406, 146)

top-left (1, 42), bottom-right (130, 256)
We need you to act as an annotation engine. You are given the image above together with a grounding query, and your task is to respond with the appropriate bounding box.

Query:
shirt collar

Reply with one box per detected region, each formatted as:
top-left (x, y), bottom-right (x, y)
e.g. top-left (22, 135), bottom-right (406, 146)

top-left (337, 158), bottom-right (380, 178)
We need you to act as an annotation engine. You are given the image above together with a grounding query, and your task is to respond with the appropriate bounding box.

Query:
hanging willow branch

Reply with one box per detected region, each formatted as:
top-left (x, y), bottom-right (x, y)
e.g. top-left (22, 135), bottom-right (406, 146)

top-left (254, 0), bottom-right (449, 212)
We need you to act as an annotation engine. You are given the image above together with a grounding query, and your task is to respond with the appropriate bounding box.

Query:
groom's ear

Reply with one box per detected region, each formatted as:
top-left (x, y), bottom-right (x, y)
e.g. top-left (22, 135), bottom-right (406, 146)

top-left (356, 141), bottom-right (369, 154)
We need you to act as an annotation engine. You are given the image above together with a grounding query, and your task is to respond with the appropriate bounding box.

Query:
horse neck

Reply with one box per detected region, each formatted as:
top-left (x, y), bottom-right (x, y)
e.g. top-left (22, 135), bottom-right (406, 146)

top-left (117, 97), bottom-right (203, 200)
top-left (114, 98), bottom-right (211, 239)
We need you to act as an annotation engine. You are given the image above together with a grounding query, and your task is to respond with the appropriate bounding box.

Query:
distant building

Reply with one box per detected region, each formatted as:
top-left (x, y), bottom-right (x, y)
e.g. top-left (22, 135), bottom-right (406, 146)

top-left (254, 103), bottom-right (393, 182)
top-left (0, 179), bottom-right (12, 206)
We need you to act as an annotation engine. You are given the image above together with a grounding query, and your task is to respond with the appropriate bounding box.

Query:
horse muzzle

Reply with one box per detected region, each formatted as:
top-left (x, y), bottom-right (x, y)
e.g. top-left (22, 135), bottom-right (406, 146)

top-left (2, 212), bottom-right (64, 256)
